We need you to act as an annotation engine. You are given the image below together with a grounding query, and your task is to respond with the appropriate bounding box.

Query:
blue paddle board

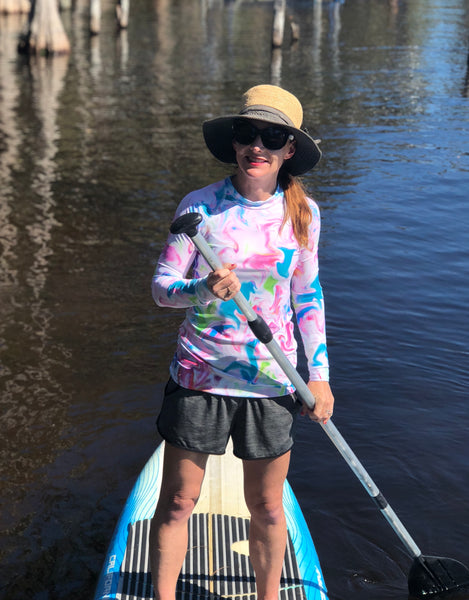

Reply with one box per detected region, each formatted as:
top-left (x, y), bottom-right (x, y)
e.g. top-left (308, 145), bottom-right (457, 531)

top-left (94, 440), bottom-right (328, 600)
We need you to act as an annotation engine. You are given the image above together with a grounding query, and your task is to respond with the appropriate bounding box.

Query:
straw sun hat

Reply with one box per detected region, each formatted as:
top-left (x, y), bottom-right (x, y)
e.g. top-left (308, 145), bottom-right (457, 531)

top-left (202, 85), bottom-right (321, 176)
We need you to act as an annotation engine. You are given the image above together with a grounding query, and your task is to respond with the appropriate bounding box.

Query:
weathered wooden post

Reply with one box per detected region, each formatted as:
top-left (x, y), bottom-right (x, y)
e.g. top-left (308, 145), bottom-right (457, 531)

top-left (90, 0), bottom-right (101, 34)
top-left (272, 0), bottom-right (285, 48)
top-left (116, 0), bottom-right (129, 29)
top-left (272, 0), bottom-right (299, 48)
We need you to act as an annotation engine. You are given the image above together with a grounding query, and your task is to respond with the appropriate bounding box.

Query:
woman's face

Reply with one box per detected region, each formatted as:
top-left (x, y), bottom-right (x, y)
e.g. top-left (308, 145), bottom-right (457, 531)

top-left (232, 120), bottom-right (296, 184)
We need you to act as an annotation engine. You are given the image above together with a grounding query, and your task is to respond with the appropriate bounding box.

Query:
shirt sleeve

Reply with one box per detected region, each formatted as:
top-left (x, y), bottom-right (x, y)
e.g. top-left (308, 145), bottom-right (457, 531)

top-left (291, 201), bottom-right (329, 381)
top-left (152, 205), bottom-right (215, 309)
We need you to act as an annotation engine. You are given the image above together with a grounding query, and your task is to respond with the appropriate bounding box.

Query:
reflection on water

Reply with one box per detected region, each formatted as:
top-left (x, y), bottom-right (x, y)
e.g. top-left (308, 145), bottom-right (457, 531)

top-left (0, 1), bottom-right (468, 599)
top-left (464, 49), bottom-right (469, 97)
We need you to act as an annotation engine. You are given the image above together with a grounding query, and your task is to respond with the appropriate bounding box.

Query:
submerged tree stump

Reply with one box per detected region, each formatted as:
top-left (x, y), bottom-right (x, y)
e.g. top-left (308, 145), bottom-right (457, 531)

top-left (0, 0), bottom-right (29, 14)
top-left (272, 0), bottom-right (286, 48)
top-left (90, 0), bottom-right (129, 35)
top-left (18, 0), bottom-right (70, 55)
top-left (90, 0), bottom-right (100, 34)
top-left (116, 0), bottom-right (129, 29)
top-left (289, 16), bottom-right (300, 42)
top-left (272, 0), bottom-right (299, 48)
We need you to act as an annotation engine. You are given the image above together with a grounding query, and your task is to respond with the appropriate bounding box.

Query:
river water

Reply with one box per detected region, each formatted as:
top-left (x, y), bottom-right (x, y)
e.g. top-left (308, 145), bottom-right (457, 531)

top-left (1, 1), bottom-right (468, 599)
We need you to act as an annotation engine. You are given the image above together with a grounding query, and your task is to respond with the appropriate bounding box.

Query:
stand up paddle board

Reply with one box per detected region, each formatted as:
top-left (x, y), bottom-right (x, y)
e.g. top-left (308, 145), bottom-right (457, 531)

top-left (94, 440), bottom-right (328, 600)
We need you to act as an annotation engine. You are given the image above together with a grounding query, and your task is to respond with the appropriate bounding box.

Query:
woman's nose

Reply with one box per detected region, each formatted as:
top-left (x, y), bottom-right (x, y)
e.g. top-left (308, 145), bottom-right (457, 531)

top-left (250, 134), bottom-right (264, 148)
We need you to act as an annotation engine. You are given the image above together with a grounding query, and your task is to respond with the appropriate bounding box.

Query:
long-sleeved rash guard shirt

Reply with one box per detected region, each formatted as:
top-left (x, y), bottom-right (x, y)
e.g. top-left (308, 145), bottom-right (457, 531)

top-left (152, 177), bottom-right (329, 398)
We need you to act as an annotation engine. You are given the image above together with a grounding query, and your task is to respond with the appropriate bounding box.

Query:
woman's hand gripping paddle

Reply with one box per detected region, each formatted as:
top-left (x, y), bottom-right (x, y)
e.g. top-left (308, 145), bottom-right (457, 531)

top-left (169, 212), bottom-right (469, 599)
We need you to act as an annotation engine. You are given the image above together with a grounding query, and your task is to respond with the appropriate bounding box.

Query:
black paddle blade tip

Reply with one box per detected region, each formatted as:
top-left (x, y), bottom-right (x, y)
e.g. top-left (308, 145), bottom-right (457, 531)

top-left (408, 555), bottom-right (469, 599)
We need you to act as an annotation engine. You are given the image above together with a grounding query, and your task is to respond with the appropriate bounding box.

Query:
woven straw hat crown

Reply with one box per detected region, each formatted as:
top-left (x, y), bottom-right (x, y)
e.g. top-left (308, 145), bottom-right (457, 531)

top-left (240, 85), bottom-right (303, 129)
top-left (202, 84), bottom-right (321, 175)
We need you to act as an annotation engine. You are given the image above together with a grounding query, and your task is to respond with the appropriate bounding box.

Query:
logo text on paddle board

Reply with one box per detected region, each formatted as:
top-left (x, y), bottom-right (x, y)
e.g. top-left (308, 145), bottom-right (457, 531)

top-left (103, 555), bottom-right (117, 595)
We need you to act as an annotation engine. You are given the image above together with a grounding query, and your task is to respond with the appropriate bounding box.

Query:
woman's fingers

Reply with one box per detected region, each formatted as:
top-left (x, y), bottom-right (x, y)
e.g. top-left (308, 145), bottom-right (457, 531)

top-left (207, 263), bottom-right (241, 300)
top-left (301, 381), bottom-right (335, 424)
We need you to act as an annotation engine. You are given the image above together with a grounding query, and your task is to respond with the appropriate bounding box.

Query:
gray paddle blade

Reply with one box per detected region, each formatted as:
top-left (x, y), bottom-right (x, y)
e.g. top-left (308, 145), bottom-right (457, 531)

top-left (408, 555), bottom-right (469, 598)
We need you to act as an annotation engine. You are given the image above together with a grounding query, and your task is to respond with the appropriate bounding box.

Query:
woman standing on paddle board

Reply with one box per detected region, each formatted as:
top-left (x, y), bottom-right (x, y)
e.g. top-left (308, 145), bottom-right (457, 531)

top-left (150, 84), bottom-right (334, 600)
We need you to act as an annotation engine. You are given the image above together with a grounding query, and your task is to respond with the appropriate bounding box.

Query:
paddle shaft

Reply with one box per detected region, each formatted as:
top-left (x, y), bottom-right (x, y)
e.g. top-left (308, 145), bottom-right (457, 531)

top-left (171, 212), bottom-right (422, 561)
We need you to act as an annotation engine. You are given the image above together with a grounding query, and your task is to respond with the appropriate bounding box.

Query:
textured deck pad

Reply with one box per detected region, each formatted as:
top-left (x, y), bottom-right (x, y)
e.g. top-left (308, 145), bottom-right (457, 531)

top-left (118, 514), bottom-right (306, 600)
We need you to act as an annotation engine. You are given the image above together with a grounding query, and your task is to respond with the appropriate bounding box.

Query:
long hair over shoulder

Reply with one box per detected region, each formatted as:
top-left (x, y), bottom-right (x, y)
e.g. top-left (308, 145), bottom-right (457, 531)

top-left (278, 168), bottom-right (312, 248)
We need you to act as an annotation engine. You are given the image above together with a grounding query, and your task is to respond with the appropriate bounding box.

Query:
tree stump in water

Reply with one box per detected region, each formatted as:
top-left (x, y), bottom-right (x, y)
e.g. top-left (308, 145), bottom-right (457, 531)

top-left (272, 0), bottom-right (299, 48)
top-left (90, 0), bottom-right (100, 34)
top-left (0, 0), bottom-right (29, 14)
top-left (18, 0), bottom-right (70, 55)
top-left (289, 16), bottom-right (300, 42)
top-left (116, 0), bottom-right (129, 29)
top-left (272, 0), bottom-right (286, 48)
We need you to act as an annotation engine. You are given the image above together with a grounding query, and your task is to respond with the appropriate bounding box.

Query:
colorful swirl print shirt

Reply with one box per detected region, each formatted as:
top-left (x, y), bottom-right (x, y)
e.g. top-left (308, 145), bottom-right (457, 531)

top-left (152, 177), bottom-right (329, 398)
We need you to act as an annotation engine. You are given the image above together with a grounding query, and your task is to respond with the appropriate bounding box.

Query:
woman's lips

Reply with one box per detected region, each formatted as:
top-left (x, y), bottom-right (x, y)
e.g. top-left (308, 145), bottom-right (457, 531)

top-left (246, 155), bottom-right (268, 165)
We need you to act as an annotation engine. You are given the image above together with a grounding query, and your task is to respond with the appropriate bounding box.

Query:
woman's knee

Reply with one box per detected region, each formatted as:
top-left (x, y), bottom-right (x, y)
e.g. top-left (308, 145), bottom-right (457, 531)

top-left (155, 489), bottom-right (199, 524)
top-left (245, 495), bottom-right (285, 526)
top-left (154, 445), bottom-right (208, 525)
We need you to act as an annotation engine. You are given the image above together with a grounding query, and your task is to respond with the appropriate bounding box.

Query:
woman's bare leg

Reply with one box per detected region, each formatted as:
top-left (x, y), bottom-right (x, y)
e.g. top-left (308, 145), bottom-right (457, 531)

top-left (243, 451), bottom-right (291, 600)
top-left (149, 444), bottom-right (209, 600)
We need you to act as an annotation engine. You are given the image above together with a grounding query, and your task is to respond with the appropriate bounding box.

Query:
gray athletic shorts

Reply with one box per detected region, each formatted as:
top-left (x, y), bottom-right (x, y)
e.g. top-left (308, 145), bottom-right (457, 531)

top-left (157, 378), bottom-right (301, 460)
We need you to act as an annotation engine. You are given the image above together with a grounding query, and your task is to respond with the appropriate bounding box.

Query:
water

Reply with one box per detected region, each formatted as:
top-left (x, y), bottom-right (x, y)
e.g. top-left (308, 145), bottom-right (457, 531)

top-left (0, 1), bottom-right (468, 598)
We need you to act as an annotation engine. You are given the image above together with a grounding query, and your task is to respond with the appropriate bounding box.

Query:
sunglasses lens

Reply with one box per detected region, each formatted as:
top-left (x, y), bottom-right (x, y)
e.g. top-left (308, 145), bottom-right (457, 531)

top-left (261, 127), bottom-right (289, 150)
top-left (233, 121), bottom-right (291, 150)
top-left (233, 121), bottom-right (256, 145)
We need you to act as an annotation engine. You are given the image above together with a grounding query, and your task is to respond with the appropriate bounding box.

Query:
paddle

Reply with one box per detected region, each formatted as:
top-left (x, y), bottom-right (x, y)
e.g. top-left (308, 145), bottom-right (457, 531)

top-left (169, 212), bottom-right (469, 599)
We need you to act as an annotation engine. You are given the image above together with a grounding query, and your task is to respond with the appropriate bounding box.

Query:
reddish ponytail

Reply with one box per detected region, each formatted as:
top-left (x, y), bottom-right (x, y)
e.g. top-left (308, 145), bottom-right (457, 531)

top-left (278, 169), bottom-right (312, 248)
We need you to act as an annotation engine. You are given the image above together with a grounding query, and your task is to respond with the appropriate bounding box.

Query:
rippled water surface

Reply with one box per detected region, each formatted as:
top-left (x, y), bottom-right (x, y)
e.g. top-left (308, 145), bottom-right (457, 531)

top-left (1, 1), bottom-right (468, 599)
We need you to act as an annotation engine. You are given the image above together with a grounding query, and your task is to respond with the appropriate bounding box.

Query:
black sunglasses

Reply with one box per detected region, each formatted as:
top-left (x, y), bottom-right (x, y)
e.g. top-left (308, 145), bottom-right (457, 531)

top-left (232, 120), bottom-right (294, 151)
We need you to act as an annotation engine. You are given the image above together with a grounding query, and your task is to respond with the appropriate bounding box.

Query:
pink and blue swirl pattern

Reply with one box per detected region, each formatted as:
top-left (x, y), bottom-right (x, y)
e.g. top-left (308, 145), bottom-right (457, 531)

top-left (153, 178), bottom-right (328, 397)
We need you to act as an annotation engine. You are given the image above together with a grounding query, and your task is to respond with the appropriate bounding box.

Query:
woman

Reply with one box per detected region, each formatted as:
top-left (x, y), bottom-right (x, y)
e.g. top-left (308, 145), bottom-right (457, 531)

top-left (150, 84), bottom-right (334, 600)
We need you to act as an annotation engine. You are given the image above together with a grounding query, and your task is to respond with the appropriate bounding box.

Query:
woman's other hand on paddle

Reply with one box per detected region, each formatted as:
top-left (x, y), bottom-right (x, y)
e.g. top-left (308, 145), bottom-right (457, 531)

top-left (301, 381), bottom-right (335, 424)
top-left (207, 263), bottom-right (241, 301)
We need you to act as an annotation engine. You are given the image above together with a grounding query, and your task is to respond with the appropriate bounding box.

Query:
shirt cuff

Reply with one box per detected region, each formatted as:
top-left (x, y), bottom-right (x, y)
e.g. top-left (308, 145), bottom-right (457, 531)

top-left (195, 277), bottom-right (216, 305)
top-left (308, 367), bottom-right (329, 382)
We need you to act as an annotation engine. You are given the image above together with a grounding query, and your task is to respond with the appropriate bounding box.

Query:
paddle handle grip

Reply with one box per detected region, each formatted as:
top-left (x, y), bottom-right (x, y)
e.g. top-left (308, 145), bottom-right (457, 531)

top-left (170, 212), bottom-right (423, 560)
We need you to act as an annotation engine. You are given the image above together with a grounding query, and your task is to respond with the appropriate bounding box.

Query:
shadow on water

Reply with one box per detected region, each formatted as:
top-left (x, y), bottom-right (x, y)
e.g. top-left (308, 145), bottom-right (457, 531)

top-left (1, 1), bottom-right (469, 599)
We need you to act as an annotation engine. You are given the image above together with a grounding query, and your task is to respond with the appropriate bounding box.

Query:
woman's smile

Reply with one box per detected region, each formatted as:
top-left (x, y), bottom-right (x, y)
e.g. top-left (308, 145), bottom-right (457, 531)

top-left (245, 152), bottom-right (269, 166)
